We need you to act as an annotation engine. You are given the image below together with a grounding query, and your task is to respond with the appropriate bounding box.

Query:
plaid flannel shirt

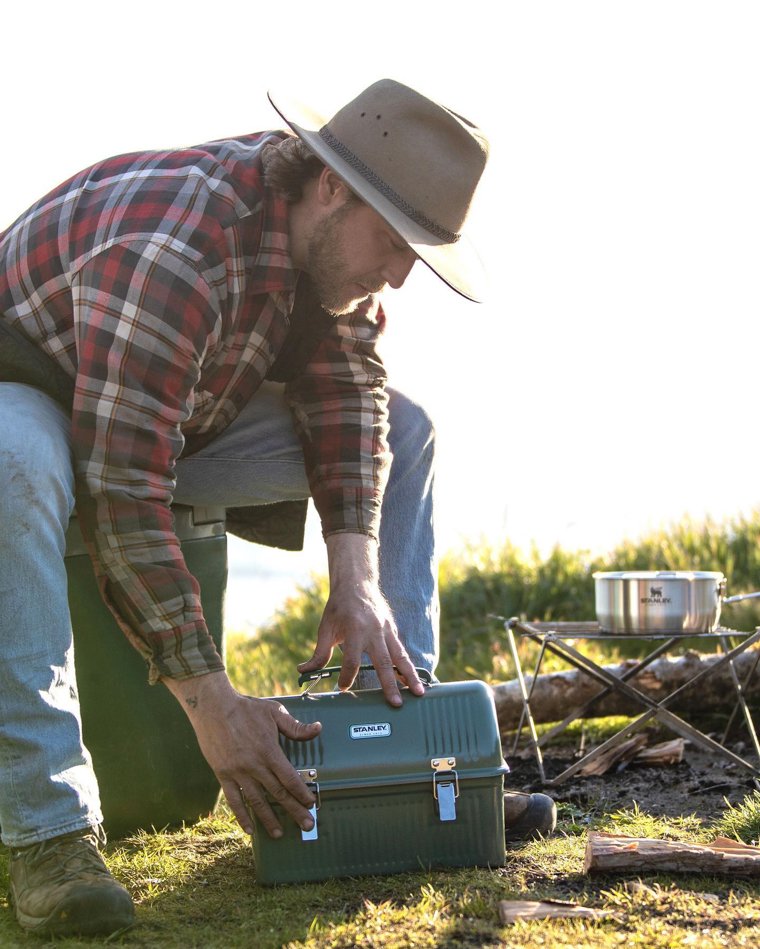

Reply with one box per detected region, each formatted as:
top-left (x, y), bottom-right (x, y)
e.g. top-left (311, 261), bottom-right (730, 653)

top-left (0, 132), bottom-right (390, 682)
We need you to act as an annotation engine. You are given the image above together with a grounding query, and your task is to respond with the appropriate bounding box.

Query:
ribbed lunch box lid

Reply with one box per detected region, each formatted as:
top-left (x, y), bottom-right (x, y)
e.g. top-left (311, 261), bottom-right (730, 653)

top-left (275, 679), bottom-right (509, 793)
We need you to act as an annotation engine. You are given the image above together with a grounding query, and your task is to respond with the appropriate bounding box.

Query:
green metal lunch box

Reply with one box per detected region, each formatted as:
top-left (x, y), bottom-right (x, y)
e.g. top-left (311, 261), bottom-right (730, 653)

top-left (252, 669), bottom-right (509, 884)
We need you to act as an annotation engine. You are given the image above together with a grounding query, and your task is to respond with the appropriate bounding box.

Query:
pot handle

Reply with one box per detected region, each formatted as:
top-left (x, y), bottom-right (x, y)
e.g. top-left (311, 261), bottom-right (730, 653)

top-left (723, 590), bottom-right (760, 605)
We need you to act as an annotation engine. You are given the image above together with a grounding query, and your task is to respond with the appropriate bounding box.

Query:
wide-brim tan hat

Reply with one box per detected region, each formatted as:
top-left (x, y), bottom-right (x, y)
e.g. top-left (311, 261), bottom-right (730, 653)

top-left (267, 79), bottom-right (489, 303)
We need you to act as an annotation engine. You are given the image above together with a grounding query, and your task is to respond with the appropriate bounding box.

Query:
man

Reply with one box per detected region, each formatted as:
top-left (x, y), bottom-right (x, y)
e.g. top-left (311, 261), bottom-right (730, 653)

top-left (0, 79), bottom-right (554, 937)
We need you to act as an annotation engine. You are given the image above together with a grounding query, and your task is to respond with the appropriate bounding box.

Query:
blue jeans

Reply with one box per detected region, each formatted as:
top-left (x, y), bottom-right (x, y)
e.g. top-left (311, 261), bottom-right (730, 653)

top-left (0, 381), bottom-right (438, 845)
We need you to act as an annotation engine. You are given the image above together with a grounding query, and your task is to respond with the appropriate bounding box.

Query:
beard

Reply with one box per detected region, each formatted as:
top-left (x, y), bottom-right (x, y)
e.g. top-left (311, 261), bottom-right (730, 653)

top-left (306, 203), bottom-right (380, 316)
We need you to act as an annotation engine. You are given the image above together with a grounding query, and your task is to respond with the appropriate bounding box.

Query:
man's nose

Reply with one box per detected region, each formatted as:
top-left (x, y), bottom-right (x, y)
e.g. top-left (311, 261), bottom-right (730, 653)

top-left (383, 249), bottom-right (417, 289)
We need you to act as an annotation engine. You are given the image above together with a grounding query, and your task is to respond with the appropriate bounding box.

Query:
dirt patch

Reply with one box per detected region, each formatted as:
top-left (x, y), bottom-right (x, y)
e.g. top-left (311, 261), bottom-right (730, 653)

top-left (504, 725), bottom-right (760, 824)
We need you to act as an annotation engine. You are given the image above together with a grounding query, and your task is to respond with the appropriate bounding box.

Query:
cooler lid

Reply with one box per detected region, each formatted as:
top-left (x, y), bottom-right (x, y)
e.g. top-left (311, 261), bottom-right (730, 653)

top-left (276, 679), bottom-right (508, 792)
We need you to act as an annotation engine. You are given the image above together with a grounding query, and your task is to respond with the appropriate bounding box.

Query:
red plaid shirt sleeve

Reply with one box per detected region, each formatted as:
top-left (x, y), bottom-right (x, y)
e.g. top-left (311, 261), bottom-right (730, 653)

top-left (285, 297), bottom-right (390, 539)
top-left (71, 239), bottom-right (226, 682)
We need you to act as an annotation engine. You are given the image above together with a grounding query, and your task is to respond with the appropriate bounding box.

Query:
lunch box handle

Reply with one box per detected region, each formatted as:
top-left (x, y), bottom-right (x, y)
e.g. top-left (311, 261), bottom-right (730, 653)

top-left (297, 664), bottom-right (434, 688)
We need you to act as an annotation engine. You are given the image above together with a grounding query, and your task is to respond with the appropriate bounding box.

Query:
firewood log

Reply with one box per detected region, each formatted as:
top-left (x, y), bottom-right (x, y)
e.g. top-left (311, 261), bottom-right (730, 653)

top-left (584, 832), bottom-right (760, 876)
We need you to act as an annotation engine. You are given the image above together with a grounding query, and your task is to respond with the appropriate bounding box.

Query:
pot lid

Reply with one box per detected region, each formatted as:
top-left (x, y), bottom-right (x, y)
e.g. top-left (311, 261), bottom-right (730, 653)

top-left (593, 570), bottom-right (725, 581)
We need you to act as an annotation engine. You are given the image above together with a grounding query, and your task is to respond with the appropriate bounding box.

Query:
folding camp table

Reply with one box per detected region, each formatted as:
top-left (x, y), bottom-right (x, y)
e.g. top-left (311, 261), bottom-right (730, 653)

top-left (505, 618), bottom-right (760, 787)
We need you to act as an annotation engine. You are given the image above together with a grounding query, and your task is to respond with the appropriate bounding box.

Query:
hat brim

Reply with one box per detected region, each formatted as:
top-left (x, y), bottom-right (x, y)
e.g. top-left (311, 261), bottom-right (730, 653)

top-left (267, 89), bottom-right (486, 303)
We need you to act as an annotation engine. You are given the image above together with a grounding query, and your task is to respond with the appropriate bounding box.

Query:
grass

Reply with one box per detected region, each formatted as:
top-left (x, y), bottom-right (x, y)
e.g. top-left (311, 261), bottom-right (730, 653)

top-left (1, 795), bottom-right (759, 948)
top-left (714, 791), bottom-right (760, 847)
top-left (3, 704), bottom-right (758, 947)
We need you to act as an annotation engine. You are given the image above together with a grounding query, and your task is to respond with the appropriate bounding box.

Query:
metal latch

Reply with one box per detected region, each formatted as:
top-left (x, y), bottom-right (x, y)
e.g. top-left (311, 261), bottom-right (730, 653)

top-left (298, 769), bottom-right (320, 841)
top-left (431, 757), bottom-right (459, 822)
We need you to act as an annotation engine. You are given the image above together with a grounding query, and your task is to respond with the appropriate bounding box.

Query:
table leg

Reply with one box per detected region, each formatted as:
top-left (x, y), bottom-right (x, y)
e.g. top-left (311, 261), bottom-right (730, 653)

top-left (506, 626), bottom-right (546, 783)
top-left (719, 635), bottom-right (760, 761)
top-left (537, 637), bottom-right (677, 747)
top-left (543, 635), bottom-right (760, 782)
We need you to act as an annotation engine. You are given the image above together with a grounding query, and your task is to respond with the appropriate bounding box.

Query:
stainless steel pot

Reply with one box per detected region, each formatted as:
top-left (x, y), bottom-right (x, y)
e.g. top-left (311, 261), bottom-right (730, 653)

top-left (593, 570), bottom-right (760, 634)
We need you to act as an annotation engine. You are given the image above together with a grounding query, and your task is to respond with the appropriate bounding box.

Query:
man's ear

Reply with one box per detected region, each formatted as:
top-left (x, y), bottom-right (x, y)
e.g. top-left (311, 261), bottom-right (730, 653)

top-left (315, 167), bottom-right (352, 208)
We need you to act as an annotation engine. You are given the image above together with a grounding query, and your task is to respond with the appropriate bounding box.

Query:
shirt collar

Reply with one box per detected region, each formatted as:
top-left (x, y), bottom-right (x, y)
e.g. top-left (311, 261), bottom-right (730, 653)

top-left (245, 185), bottom-right (298, 301)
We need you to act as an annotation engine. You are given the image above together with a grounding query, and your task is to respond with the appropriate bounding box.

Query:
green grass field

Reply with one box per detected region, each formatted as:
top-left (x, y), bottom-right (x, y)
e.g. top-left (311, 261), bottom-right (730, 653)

top-left (1, 792), bottom-right (758, 948)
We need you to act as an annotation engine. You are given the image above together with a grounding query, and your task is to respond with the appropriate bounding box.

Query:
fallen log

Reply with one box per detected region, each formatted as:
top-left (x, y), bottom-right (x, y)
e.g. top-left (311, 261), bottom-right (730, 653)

top-left (584, 832), bottom-right (760, 877)
top-left (492, 646), bottom-right (760, 735)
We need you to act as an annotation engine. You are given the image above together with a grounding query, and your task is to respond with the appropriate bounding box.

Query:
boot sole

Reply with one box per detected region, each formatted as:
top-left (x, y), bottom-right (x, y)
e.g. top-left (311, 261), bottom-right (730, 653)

top-left (12, 883), bottom-right (135, 936)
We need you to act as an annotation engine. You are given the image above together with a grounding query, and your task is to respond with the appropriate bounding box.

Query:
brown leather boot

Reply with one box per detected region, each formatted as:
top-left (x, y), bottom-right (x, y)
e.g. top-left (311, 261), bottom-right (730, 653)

top-left (504, 791), bottom-right (557, 841)
top-left (8, 826), bottom-right (135, 936)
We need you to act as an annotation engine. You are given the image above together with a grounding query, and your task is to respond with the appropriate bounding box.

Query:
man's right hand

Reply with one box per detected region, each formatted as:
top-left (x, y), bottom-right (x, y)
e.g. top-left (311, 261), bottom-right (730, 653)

top-left (162, 670), bottom-right (321, 838)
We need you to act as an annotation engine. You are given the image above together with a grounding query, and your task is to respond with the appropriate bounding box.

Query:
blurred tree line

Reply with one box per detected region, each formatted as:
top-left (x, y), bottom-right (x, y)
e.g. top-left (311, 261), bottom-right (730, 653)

top-left (226, 510), bottom-right (760, 695)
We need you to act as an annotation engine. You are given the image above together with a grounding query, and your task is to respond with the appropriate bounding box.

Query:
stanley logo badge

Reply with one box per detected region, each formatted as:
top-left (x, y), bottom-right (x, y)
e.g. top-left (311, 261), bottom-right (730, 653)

top-left (349, 722), bottom-right (392, 740)
top-left (640, 584), bottom-right (672, 605)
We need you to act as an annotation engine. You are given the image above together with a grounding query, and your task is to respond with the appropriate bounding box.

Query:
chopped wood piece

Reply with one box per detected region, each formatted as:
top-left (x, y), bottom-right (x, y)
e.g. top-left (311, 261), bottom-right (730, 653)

top-left (497, 899), bottom-right (616, 923)
top-left (577, 734), bottom-right (649, 776)
top-left (584, 832), bottom-right (760, 876)
top-left (633, 738), bottom-right (685, 766)
top-left (575, 736), bottom-right (685, 777)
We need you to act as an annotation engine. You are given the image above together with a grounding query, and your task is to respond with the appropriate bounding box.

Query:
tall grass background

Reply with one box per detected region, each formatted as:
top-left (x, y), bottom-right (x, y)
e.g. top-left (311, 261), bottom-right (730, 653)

top-left (227, 510), bottom-right (760, 696)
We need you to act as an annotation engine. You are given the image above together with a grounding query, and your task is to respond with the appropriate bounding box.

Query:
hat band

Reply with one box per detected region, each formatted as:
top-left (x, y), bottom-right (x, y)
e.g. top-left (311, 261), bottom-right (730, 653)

top-left (319, 126), bottom-right (460, 244)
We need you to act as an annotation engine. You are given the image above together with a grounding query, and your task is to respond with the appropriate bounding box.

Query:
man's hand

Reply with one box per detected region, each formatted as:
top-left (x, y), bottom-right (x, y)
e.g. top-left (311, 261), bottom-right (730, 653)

top-left (297, 532), bottom-right (425, 706)
top-left (162, 671), bottom-right (321, 838)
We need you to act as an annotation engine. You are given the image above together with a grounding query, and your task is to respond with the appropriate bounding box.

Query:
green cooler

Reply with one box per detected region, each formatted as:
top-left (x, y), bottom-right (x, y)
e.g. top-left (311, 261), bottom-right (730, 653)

top-left (65, 505), bottom-right (227, 838)
top-left (252, 671), bottom-right (509, 883)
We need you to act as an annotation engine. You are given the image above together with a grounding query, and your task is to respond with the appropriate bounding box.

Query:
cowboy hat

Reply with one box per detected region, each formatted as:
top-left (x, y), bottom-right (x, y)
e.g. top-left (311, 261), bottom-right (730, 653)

top-left (267, 79), bottom-right (489, 303)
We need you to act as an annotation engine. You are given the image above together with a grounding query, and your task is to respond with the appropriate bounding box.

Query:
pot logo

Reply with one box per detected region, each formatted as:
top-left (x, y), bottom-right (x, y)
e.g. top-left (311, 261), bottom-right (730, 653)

top-left (349, 722), bottom-right (392, 740)
top-left (640, 585), bottom-right (672, 605)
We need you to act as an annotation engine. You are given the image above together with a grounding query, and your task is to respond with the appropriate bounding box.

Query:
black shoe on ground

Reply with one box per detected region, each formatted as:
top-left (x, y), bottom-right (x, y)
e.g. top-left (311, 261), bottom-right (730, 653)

top-left (504, 791), bottom-right (557, 841)
top-left (8, 826), bottom-right (135, 936)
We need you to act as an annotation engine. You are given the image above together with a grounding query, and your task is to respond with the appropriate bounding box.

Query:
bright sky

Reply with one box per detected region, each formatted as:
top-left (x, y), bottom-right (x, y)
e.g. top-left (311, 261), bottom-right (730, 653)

top-left (4, 1), bottom-right (758, 629)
